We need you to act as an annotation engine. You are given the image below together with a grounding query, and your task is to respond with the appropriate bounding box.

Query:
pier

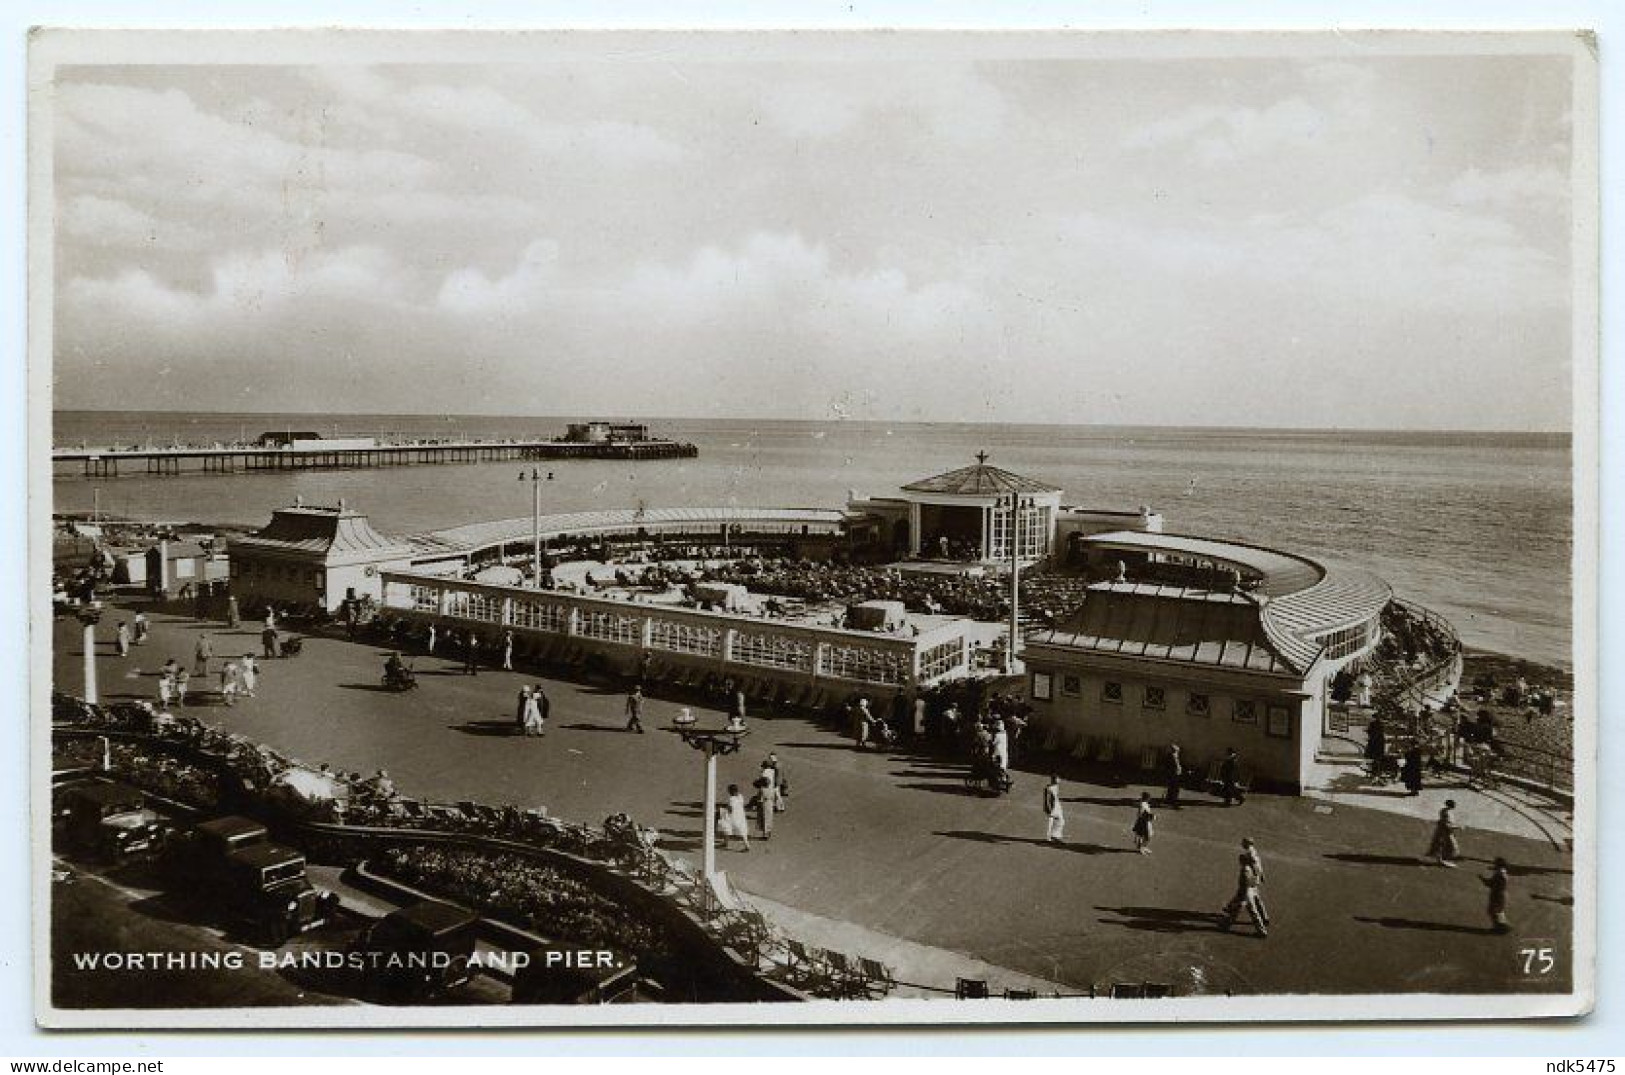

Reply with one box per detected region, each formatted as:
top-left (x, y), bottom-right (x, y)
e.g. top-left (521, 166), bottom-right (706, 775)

top-left (54, 437), bottom-right (698, 477)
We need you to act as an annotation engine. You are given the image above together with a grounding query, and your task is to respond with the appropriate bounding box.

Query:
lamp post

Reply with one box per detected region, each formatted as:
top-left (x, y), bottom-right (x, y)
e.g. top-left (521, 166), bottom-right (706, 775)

top-left (76, 602), bottom-right (103, 704)
top-left (518, 468), bottom-right (543, 585)
top-left (671, 707), bottom-right (748, 885)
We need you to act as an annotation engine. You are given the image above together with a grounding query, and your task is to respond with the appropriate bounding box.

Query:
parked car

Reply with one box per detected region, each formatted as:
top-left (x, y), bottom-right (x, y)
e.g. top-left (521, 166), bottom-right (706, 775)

top-left (348, 900), bottom-right (480, 1003)
top-left (169, 815), bottom-right (335, 945)
top-left (55, 781), bottom-right (169, 861)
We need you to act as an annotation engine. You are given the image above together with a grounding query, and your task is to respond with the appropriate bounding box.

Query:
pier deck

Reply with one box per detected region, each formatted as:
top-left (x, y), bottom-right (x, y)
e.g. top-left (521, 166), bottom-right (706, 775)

top-left (52, 438), bottom-right (698, 477)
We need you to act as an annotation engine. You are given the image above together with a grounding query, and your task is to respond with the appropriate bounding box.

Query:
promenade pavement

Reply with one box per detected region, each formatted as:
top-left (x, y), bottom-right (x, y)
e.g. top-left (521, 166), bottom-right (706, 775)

top-left (53, 599), bottom-right (1577, 999)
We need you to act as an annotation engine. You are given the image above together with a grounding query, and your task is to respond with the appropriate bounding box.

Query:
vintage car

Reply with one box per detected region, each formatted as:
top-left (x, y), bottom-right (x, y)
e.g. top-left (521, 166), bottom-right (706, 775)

top-left (169, 815), bottom-right (334, 945)
top-left (511, 945), bottom-right (640, 1005)
top-left (55, 781), bottom-right (169, 861)
top-left (348, 899), bottom-right (480, 1003)
top-left (218, 841), bottom-right (336, 945)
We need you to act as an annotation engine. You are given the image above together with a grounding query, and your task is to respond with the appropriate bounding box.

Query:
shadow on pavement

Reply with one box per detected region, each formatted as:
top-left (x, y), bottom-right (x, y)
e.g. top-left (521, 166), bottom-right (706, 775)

top-left (337, 683), bottom-right (396, 693)
top-left (936, 830), bottom-right (1135, 856)
top-left (558, 722), bottom-right (633, 733)
top-left (449, 721), bottom-right (523, 737)
top-left (1325, 852), bottom-right (1431, 868)
top-left (1353, 915), bottom-right (1498, 935)
top-left (1460, 855), bottom-right (1572, 877)
top-left (1095, 905), bottom-right (1229, 935)
top-left (896, 781), bottom-right (986, 798)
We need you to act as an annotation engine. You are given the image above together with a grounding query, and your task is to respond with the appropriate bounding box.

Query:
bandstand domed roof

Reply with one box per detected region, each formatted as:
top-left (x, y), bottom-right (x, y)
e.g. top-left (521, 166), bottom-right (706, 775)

top-left (900, 453), bottom-right (1062, 497)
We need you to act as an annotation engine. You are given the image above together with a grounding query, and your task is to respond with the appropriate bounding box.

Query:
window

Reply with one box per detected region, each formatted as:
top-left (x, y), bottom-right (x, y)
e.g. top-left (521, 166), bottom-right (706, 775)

top-left (648, 619), bottom-right (721, 656)
top-left (821, 643), bottom-right (909, 686)
top-left (1187, 693), bottom-right (1211, 717)
top-left (1102, 681), bottom-right (1123, 704)
top-left (1061, 674), bottom-right (1082, 697)
top-left (733, 631), bottom-right (812, 671)
top-left (578, 610), bottom-right (640, 646)
top-left (464, 592), bottom-right (503, 623)
top-left (1031, 672), bottom-right (1053, 701)
top-left (1143, 686), bottom-right (1166, 711)
top-left (919, 637), bottom-right (966, 681)
top-left (512, 599), bottom-right (570, 634)
top-left (1233, 699), bottom-right (1257, 724)
top-left (1267, 705), bottom-right (1293, 739)
top-left (407, 585), bottom-right (440, 613)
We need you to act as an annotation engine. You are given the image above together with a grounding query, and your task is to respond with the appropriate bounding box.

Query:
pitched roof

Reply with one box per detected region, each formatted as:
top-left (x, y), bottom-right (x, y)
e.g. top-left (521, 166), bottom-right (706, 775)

top-left (901, 460), bottom-right (1062, 497)
top-left (233, 506), bottom-right (415, 565)
top-left (1029, 582), bottom-right (1296, 675)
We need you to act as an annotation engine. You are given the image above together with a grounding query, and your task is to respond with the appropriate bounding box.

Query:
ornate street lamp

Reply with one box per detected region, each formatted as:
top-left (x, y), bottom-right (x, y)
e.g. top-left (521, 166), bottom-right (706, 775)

top-left (75, 601), bottom-right (103, 704)
top-left (671, 706), bottom-right (748, 885)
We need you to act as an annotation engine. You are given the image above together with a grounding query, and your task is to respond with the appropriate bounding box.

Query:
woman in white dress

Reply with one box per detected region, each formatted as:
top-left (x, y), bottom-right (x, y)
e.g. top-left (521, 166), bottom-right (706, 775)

top-left (523, 691), bottom-right (545, 737)
top-left (239, 654), bottom-right (258, 698)
top-left (726, 784), bottom-right (750, 851)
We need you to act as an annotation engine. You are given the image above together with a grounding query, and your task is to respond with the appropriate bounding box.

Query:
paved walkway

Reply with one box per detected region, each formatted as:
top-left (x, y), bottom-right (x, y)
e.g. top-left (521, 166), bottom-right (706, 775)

top-left (53, 598), bottom-right (1576, 998)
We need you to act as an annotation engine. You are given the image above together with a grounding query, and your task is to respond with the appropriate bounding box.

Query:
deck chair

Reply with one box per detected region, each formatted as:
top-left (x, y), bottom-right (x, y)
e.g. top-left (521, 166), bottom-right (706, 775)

top-left (859, 957), bottom-right (898, 997)
top-left (781, 940), bottom-right (841, 993)
top-left (956, 977), bottom-right (990, 1000)
top-left (823, 951), bottom-right (873, 999)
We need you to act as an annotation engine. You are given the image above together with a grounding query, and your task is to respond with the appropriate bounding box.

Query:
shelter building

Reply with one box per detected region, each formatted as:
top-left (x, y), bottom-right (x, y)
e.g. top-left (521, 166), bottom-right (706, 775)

top-left (228, 501), bottom-right (416, 612)
top-left (1022, 530), bottom-right (1393, 792)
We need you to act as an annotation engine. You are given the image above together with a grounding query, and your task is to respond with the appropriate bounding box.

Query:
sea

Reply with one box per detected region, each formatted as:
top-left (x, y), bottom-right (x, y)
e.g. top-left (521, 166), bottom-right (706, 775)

top-left (50, 412), bottom-right (1574, 670)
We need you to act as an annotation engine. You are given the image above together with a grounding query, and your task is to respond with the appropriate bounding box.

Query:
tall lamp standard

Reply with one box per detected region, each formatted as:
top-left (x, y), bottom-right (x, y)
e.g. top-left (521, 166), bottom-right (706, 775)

top-left (671, 708), bottom-right (748, 887)
top-left (76, 602), bottom-right (103, 704)
top-left (997, 493), bottom-right (1034, 676)
top-left (518, 468), bottom-right (544, 585)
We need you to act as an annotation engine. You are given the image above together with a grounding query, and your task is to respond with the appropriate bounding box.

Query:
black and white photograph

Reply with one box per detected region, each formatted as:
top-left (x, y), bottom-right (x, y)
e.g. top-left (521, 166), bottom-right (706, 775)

top-left (27, 29), bottom-right (1598, 1027)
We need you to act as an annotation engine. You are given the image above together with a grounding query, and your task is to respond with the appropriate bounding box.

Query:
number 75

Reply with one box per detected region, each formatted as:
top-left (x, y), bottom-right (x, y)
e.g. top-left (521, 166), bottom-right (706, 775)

top-left (1520, 947), bottom-right (1555, 975)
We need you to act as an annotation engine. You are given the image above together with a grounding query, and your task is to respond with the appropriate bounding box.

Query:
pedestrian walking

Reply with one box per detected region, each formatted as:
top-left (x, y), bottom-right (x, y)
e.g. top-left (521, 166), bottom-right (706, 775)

top-left (157, 672), bottom-right (173, 709)
top-left (194, 633), bottom-right (213, 676)
top-left (174, 669), bottom-right (189, 707)
top-left (226, 594), bottom-right (240, 629)
top-left (853, 697), bottom-right (872, 750)
top-left (1043, 775), bottom-right (1066, 843)
top-left (426, 622), bottom-right (437, 654)
top-left (219, 659), bottom-right (241, 707)
top-left (1481, 858), bottom-right (1512, 933)
top-left (239, 654), bottom-right (258, 698)
top-left (625, 685), bottom-right (646, 733)
top-left (1220, 747), bottom-right (1244, 805)
top-left (522, 690), bottom-right (545, 737)
top-left (502, 630), bottom-right (514, 671)
top-left (264, 607), bottom-right (277, 631)
top-left (992, 724), bottom-right (1010, 772)
top-left (133, 611), bottom-right (150, 645)
top-left (1401, 744), bottom-right (1424, 796)
top-left (1132, 792), bottom-right (1155, 854)
top-left (1426, 799), bottom-right (1461, 867)
top-left (1221, 853), bottom-right (1269, 937)
top-left (115, 621), bottom-right (131, 657)
top-left (726, 784), bottom-right (750, 852)
top-left (260, 622), bottom-right (279, 659)
top-left (730, 685), bottom-right (748, 725)
top-left (1164, 743), bottom-right (1183, 809)
top-left (461, 632), bottom-right (480, 675)
top-left (752, 773), bottom-right (774, 840)
top-left (912, 695), bottom-right (927, 738)
top-left (515, 685), bottom-right (532, 734)
top-left (766, 752), bottom-right (789, 811)
top-left (531, 685), bottom-right (551, 734)
top-left (1241, 837), bottom-right (1271, 926)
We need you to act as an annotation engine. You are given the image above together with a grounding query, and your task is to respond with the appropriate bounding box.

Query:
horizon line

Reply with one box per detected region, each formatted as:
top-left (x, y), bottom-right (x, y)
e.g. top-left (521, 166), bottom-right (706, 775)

top-left (50, 406), bottom-right (1573, 439)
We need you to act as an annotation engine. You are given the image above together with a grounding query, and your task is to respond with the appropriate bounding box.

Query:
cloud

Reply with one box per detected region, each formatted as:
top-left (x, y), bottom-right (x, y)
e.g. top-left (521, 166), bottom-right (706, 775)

top-left (1123, 97), bottom-right (1327, 165)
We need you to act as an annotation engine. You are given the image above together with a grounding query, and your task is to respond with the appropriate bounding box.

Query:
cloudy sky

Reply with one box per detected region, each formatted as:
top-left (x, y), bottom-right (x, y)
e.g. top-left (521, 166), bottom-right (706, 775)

top-left (49, 38), bottom-right (1578, 430)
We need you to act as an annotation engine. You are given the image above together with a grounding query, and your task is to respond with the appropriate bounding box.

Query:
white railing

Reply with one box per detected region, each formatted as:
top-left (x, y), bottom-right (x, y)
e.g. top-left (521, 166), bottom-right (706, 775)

top-left (379, 570), bottom-right (967, 689)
